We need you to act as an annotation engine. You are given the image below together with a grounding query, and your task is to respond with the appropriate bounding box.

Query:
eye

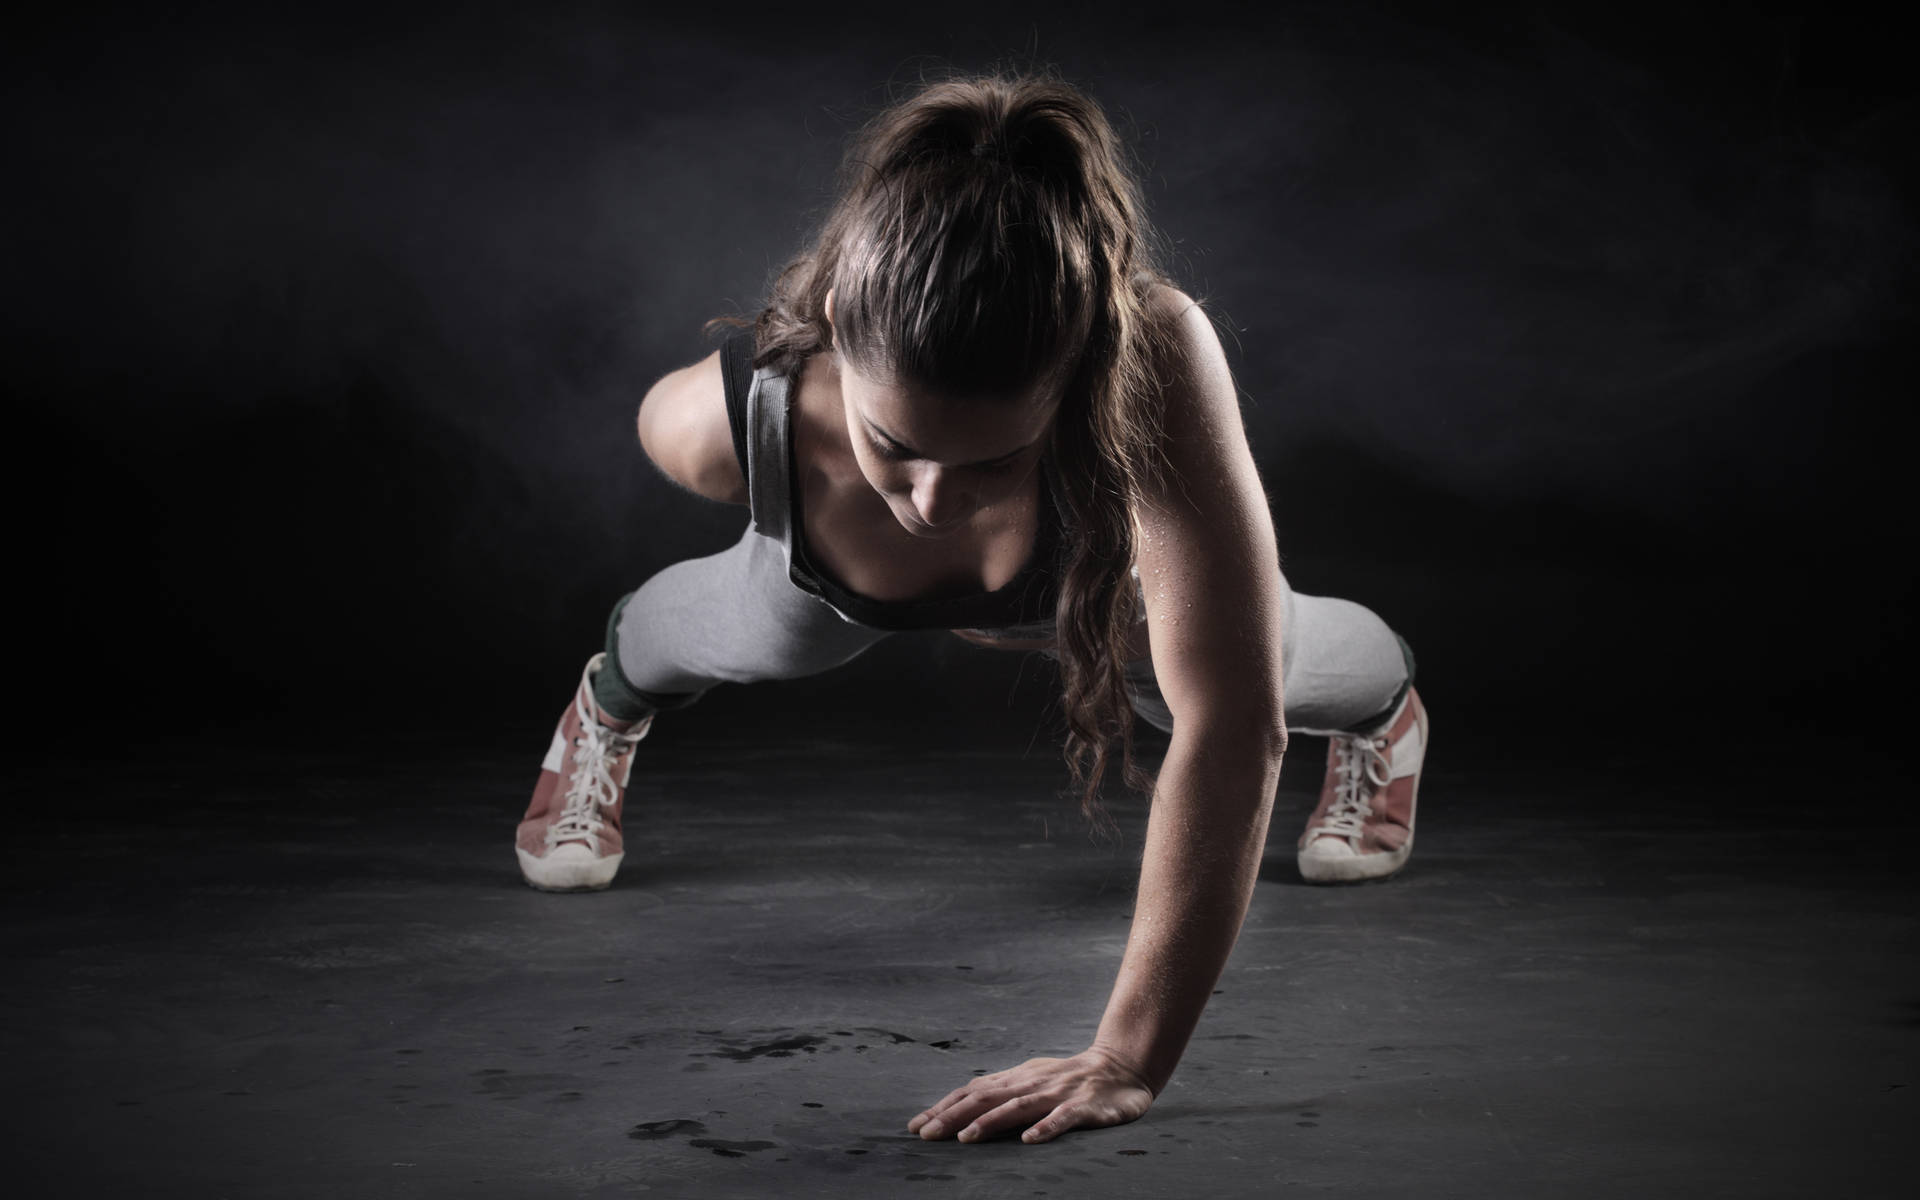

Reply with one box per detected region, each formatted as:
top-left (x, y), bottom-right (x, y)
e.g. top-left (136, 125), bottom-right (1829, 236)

top-left (867, 431), bottom-right (1023, 472)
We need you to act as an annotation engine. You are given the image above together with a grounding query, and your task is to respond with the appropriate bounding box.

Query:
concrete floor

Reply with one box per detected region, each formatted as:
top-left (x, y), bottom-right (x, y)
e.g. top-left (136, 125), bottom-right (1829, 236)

top-left (3, 726), bottom-right (1912, 1198)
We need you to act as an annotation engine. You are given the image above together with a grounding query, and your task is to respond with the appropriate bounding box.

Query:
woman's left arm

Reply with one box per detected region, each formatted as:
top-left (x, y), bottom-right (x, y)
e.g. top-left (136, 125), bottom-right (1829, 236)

top-left (910, 287), bottom-right (1288, 1144)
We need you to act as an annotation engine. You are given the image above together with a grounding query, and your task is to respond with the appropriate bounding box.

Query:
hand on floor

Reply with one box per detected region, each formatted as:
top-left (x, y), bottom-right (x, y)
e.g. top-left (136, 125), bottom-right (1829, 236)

top-left (907, 1045), bottom-right (1154, 1144)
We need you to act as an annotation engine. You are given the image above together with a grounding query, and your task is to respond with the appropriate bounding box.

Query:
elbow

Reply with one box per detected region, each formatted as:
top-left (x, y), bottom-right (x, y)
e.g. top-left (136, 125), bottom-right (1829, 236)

top-left (1172, 699), bottom-right (1289, 764)
top-left (1260, 716), bottom-right (1290, 762)
top-left (1227, 684), bottom-right (1290, 762)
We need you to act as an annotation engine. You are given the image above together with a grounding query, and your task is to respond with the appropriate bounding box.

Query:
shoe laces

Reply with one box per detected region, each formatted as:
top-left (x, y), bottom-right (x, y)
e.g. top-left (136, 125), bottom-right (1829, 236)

top-left (1310, 732), bottom-right (1393, 841)
top-left (546, 693), bottom-right (651, 849)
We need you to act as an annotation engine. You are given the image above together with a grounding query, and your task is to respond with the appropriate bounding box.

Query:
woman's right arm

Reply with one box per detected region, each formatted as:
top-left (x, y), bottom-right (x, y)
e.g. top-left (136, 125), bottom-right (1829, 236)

top-left (635, 350), bottom-right (750, 506)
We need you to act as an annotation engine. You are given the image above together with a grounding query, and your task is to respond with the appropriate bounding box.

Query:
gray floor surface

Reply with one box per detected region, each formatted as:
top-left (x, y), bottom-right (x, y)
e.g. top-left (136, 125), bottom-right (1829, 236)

top-left (3, 731), bottom-right (1912, 1198)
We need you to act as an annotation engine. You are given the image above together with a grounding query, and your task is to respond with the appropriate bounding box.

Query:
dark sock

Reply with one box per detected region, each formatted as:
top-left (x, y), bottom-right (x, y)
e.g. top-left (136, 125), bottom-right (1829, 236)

top-left (590, 659), bottom-right (657, 723)
top-left (1340, 632), bottom-right (1418, 735)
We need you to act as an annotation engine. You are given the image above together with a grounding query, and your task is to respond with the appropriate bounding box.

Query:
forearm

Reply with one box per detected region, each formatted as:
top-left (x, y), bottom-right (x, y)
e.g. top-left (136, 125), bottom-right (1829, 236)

top-left (1089, 720), bottom-right (1282, 1095)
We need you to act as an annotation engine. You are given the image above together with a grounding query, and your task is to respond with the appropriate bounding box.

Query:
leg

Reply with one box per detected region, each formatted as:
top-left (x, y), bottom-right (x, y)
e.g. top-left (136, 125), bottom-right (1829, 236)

top-left (1121, 563), bottom-right (1414, 739)
top-left (1119, 560), bottom-right (1426, 885)
top-left (517, 527), bottom-right (895, 892)
top-left (596, 526), bottom-right (895, 717)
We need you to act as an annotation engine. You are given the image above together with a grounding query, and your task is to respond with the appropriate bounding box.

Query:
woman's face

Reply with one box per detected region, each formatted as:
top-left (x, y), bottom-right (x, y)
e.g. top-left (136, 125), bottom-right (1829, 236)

top-left (826, 297), bottom-right (1060, 539)
top-left (835, 358), bottom-right (1058, 538)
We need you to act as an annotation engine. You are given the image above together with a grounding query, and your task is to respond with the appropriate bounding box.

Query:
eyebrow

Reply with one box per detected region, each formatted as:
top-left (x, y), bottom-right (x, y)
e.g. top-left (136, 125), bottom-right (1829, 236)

top-left (864, 418), bottom-right (1039, 468)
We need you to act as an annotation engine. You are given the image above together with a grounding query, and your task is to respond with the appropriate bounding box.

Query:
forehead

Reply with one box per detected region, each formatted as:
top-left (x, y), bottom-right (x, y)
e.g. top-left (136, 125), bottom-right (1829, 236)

top-left (839, 356), bottom-right (1060, 457)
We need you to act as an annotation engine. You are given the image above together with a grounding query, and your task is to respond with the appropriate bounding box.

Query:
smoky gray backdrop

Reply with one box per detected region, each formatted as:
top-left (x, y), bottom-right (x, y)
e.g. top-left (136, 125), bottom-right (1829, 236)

top-left (10, 1), bottom-right (1913, 765)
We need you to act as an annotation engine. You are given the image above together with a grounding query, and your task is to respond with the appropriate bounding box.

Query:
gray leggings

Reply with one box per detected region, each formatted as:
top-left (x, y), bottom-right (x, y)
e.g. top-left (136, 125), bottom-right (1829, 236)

top-left (598, 525), bottom-right (1414, 737)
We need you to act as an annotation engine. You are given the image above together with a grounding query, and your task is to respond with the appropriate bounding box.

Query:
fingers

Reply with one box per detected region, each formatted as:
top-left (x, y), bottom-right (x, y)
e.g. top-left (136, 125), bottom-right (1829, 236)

top-left (1020, 1101), bottom-right (1082, 1144)
top-left (911, 1082), bottom-right (1022, 1140)
top-left (950, 1092), bottom-right (1055, 1143)
top-left (909, 1062), bottom-right (1031, 1136)
top-left (908, 1083), bottom-right (975, 1134)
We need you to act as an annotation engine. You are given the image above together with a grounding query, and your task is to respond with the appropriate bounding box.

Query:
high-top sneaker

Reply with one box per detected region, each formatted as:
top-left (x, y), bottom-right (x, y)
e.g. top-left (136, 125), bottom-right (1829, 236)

top-left (515, 653), bottom-right (653, 892)
top-left (1296, 687), bottom-right (1428, 884)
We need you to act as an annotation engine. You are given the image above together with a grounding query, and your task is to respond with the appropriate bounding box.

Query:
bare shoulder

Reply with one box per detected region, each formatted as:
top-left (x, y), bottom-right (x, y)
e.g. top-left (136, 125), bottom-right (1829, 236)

top-left (636, 348), bottom-right (749, 506)
top-left (1136, 283), bottom-right (1250, 506)
top-left (1144, 281), bottom-right (1204, 328)
top-left (1143, 283), bottom-right (1233, 407)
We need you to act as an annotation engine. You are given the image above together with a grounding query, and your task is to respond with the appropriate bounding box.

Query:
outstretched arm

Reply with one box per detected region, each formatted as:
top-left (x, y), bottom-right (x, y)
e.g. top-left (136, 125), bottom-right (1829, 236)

top-left (910, 287), bottom-right (1288, 1143)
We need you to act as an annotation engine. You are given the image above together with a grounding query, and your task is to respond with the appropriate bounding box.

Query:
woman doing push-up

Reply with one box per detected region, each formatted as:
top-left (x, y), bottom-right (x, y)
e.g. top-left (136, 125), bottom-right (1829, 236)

top-left (514, 68), bottom-right (1428, 1145)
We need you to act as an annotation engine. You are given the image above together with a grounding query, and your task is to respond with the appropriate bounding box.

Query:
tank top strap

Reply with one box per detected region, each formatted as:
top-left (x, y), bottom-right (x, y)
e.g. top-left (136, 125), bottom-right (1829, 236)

top-left (743, 361), bottom-right (796, 546)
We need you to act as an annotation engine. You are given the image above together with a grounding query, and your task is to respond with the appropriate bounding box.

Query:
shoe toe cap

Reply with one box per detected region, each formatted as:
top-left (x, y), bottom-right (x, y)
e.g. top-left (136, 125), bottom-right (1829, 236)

top-left (1299, 835), bottom-right (1358, 860)
top-left (517, 841), bottom-right (623, 892)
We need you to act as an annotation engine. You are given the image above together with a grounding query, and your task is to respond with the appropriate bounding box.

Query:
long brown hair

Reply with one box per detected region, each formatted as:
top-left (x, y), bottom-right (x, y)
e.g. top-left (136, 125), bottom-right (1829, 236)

top-left (707, 68), bottom-right (1192, 835)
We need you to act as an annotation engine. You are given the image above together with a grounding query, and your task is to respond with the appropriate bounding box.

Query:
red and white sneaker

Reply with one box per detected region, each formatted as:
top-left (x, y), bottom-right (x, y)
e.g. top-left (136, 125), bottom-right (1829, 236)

top-left (514, 653), bottom-right (654, 892)
top-left (1296, 687), bottom-right (1428, 884)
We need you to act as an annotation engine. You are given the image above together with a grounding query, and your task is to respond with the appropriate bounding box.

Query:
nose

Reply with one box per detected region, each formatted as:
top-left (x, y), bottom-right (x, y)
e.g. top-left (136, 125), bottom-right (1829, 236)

top-left (909, 465), bottom-right (973, 529)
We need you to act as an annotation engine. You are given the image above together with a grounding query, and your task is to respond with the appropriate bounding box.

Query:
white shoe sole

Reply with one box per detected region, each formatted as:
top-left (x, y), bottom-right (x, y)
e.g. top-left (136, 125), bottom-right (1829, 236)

top-left (1298, 838), bottom-right (1413, 883)
top-left (1296, 701), bottom-right (1428, 885)
top-left (516, 843), bottom-right (623, 892)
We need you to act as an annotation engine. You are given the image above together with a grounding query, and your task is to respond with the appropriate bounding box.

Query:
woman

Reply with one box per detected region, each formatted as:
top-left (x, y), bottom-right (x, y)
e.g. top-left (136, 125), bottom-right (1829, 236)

top-left (514, 70), bottom-right (1427, 1145)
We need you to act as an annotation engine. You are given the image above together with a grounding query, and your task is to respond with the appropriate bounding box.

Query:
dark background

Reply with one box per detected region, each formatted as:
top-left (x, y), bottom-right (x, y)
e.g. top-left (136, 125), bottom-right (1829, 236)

top-left (9, 1), bottom-right (1914, 771)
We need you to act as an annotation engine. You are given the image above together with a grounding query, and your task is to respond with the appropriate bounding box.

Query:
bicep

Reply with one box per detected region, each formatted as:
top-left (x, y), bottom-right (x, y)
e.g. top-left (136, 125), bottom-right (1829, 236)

top-left (1131, 295), bottom-right (1287, 750)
